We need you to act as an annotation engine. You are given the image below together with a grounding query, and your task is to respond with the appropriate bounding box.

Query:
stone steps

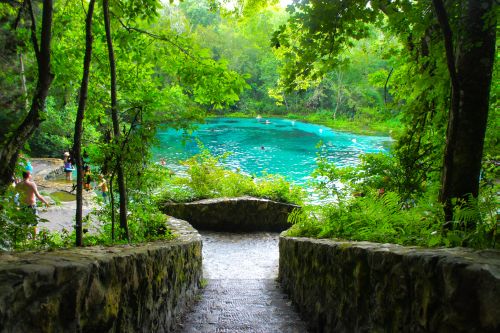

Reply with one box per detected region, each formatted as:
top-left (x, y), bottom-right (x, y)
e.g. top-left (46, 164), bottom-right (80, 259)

top-left (175, 232), bottom-right (309, 332)
top-left (176, 279), bottom-right (308, 333)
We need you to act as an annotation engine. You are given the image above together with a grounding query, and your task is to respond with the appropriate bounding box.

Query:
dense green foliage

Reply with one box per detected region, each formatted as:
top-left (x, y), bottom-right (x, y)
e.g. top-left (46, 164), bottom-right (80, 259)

top-left (160, 147), bottom-right (304, 205)
top-left (178, 0), bottom-right (397, 132)
top-left (0, 0), bottom-right (249, 249)
top-left (287, 150), bottom-right (498, 249)
top-left (287, 191), bottom-right (498, 249)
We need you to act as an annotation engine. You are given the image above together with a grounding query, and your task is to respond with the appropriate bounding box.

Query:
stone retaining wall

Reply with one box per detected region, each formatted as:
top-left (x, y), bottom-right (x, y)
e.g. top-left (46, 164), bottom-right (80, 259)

top-left (162, 196), bottom-right (299, 232)
top-left (0, 217), bottom-right (202, 333)
top-left (279, 236), bottom-right (500, 333)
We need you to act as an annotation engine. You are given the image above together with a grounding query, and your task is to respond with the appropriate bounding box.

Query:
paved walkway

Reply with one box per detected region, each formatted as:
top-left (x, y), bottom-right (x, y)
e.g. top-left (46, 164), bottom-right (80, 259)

top-left (176, 232), bottom-right (309, 333)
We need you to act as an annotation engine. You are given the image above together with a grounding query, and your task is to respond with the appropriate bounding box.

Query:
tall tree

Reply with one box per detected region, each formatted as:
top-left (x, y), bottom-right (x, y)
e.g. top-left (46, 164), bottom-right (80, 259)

top-left (103, 0), bottom-right (129, 239)
top-left (0, 0), bottom-right (54, 192)
top-left (272, 0), bottom-right (497, 222)
top-left (432, 0), bottom-right (496, 222)
top-left (73, 0), bottom-right (96, 246)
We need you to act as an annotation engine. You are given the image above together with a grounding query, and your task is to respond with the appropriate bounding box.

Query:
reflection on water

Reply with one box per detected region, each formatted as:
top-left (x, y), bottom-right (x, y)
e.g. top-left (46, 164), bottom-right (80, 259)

top-left (154, 118), bottom-right (392, 187)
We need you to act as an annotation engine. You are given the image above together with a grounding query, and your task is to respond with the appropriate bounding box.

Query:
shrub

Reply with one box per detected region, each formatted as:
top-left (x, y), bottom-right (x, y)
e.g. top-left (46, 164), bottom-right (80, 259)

top-left (287, 152), bottom-right (499, 249)
top-left (159, 147), bottom-right (305, 205)
top-left (0, 190), bottom-right (44, 251)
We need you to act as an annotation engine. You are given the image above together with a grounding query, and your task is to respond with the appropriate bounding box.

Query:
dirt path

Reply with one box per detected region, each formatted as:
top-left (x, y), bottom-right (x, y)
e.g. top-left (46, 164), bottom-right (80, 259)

top-left (176, 232), bottom-right (309, 333)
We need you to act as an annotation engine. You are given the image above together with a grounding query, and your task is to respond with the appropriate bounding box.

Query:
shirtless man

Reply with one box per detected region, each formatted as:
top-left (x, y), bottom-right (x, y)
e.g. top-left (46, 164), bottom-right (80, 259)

top-left (16, 171), bottom-right (50, 211)
top-left (15, 171), bottom-right (49, 238)
top-left (97, 174), bottom-right (108, 203)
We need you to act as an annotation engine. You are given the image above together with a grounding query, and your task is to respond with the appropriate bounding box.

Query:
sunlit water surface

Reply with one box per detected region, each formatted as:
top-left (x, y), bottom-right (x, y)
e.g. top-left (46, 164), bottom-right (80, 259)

top-left (154, 117), bottom-right (391, 187)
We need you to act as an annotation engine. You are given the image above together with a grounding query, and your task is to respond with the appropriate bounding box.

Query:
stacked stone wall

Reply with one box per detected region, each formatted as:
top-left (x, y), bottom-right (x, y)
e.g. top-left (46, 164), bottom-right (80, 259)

top-left (162, 196), bottom-right (299, 232)
top-left (0, 218), bottom-right (202, 333)
top-left (279, 236), bottom-right (500, 333)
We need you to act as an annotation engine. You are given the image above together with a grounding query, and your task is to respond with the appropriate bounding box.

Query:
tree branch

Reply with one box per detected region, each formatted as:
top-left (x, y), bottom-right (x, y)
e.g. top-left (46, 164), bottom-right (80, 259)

top-left (11, 0), bottom-right (26, 30)
top-left (432, 0), bottom-right (459, 92)
top-left (112, 14), bottom-right (200, 63)
top-left (26, 0), bottom-right (40, 63)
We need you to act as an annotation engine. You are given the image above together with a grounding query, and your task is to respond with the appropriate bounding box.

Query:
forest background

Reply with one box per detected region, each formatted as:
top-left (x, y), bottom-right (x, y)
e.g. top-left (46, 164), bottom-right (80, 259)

top-left (2, 0), bottom-right (399, 159)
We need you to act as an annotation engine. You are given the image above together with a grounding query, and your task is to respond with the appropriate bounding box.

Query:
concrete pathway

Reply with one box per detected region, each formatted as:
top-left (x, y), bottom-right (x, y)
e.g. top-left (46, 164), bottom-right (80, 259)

top-left (175, 232), bottom-right (309, 333)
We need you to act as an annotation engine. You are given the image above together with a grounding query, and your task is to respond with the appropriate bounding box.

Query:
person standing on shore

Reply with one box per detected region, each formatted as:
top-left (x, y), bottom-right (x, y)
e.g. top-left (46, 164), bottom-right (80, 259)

top-left (97, 174), bottom-right (108, 202)
top-left (84, 166), bottom-right (92, 191)
top-left (15, 171), bottom-right (50, 237)
top-left (63, 152), bottom-right (73, 181)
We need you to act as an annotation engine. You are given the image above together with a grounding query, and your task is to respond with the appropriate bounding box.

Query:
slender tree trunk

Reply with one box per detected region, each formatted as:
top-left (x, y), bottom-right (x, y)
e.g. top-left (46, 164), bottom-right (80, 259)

top-left (0, 0), bottom-right (54, 192)
top-left (103, 0), bottom-right (129, 240)
top-left (333, 70), bottom-right (344, 120)
top-left (74, 0), bottom-right (96, 247)
top-left (282, 93), bottom-right (289, 111)
top-left (19, 53), bottom-right (29, 110)
top-left (434, 0), bottom-right (496, 223)
top-left (109, 175), bottom-right (115, 241)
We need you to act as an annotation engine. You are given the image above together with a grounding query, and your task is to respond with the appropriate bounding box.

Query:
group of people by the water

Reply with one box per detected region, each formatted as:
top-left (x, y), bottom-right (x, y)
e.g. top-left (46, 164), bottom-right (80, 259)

top-left (62, 151), bottom-right (108, 202)
top-left (10, 151), bottom-right (110, 239)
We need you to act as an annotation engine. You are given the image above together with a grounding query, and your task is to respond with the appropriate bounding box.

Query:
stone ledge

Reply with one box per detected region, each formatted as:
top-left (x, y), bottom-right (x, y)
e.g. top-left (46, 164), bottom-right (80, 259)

top-left (161, 196), bottom-right (299, 232)
top-left (279, 236), bottom-right (500, 333)
top-left (0, 217), bottom-right (202, 333)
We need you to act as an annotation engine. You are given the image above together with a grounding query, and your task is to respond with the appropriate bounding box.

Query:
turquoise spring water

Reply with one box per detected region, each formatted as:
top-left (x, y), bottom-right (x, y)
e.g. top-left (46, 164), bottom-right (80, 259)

top-left (154, 117), bottom-right (392, 186)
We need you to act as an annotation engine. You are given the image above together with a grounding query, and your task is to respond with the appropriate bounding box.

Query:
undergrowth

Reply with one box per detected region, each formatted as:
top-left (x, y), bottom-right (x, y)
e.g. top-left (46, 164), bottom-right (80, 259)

top-left (159, 147), bottom-right (305, 205)
top-left (286, 153), bottom-right (499, 249)
top-left (0, 165), bottom-right (176, 251)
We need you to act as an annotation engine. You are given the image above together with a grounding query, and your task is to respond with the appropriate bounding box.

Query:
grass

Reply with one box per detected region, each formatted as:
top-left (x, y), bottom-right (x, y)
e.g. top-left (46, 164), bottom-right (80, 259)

top-left (212, 111), bottom-right (403, 137)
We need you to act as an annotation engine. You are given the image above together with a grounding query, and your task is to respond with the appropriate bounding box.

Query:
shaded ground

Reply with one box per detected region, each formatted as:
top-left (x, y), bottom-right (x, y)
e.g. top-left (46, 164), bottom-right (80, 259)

top-left (176, 232), bottom-right (309, 333)
top-left (29, 159), bottom-right (96, 233)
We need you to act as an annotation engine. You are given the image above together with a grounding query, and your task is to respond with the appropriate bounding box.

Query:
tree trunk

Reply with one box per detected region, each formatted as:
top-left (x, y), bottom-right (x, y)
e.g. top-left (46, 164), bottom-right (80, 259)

top-left (435, 0), bottom-right (496, 222)
top-left (109, 174), bottom-right (115, 241)
top-left (333, 70), bottom-right (344, 120)
top-left (103, 0), bottom-right (129, 240)
top-left (19, 53), bottom-right (29, 110)
top-left (0, 0), bottom-right (54, 192)
top-left (74, 0), bottom-right (96, 247)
